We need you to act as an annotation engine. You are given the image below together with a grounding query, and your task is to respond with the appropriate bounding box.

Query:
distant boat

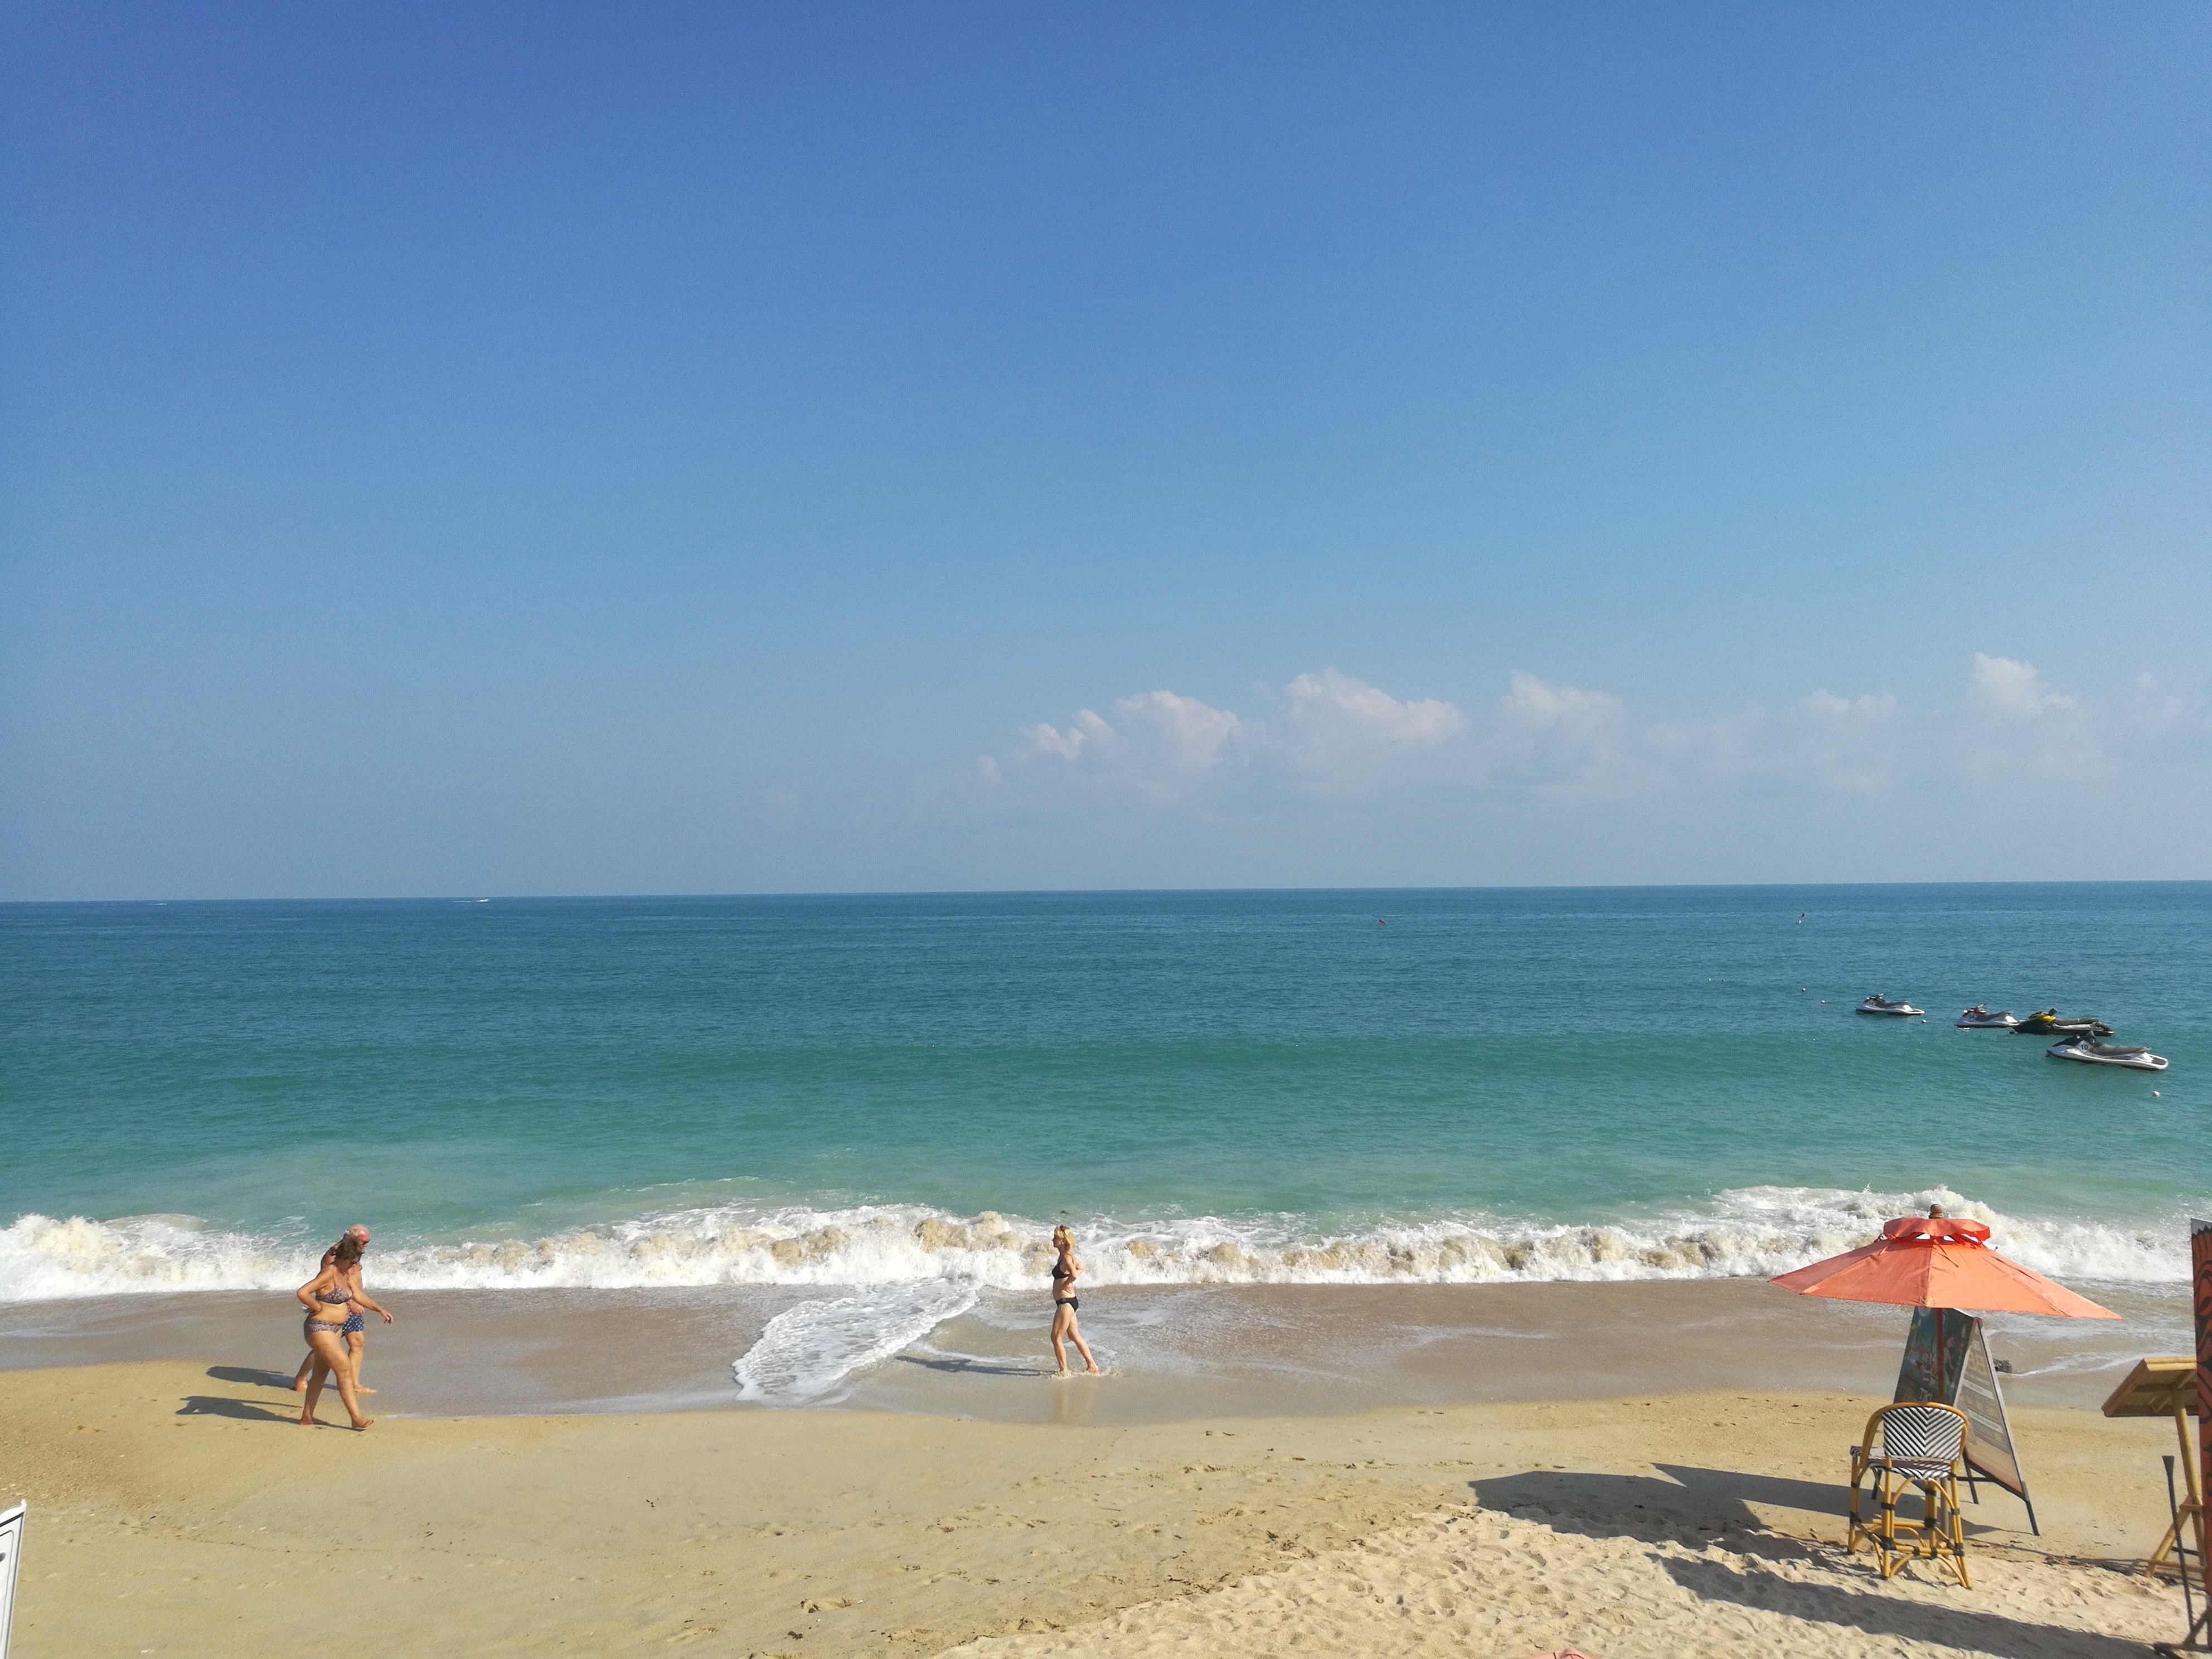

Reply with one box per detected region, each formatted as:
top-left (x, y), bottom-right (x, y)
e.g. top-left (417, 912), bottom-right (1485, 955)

top-left (1956, 1006), bottom-right (2019, 1029)
top-left (1858, 995), bottom-right (1923, 1017)
top-left (2048, 1036), bottom-right (2167, 1073)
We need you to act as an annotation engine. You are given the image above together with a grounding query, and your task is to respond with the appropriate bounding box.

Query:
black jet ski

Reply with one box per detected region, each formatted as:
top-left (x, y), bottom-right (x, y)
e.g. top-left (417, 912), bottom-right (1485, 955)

top-left (2015, 1009), bottom-right (2113, 1037)
top-left (2048, 1035), bottom-right (2167, 1073)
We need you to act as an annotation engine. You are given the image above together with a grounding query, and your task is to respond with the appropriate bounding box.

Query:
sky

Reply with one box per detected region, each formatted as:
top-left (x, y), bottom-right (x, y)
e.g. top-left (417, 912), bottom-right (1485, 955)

top-left (3, 1), bottom-right (2207, 899)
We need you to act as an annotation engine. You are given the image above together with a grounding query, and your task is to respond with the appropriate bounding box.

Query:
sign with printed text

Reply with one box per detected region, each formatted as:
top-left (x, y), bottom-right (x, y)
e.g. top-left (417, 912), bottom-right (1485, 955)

top-left (1952, 1321), bottom-right (2025, 1496)
top-left (1895, 1308), bottom-right (2027, 1498)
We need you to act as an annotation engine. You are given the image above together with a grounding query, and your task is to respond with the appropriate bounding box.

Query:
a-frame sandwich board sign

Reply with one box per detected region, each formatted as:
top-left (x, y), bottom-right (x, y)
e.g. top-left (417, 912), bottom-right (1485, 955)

top-left (1895, 1306), bottom-right (2037, 1534)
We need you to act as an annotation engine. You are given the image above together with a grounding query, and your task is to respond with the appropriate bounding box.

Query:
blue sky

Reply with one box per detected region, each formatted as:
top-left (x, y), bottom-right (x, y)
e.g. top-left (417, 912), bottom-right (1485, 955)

top-left (4, 2), bottom-right (2207, 898)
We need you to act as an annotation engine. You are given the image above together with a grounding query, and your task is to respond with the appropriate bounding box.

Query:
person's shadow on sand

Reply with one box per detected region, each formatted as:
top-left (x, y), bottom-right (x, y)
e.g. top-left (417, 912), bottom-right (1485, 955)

top-left (206, 1365), bottom-right (295, 1389)
top-left (176, 1394), bottom-right (295, 1422)
top-left (892, 1354), bottom-right (1049, 1380)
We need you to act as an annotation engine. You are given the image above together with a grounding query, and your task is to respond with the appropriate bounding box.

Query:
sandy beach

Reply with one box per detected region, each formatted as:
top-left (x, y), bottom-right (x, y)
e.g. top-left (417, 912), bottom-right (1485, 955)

top-left (1, 1284), bottom-right (2195, 1658)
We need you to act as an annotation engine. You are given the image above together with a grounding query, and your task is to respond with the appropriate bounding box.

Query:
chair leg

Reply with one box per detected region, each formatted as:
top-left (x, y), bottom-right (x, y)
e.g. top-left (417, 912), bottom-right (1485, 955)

top-left (1903, 1476), bottom-right (1970, 1588)
top-left (1943, 1476), bottom-right (1970, 1588)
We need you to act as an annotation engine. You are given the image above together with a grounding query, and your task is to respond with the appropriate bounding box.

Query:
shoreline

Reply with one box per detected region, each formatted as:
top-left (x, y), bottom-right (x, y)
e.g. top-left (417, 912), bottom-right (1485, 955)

top-left (1, 1277), bottom-right (2184, 1423)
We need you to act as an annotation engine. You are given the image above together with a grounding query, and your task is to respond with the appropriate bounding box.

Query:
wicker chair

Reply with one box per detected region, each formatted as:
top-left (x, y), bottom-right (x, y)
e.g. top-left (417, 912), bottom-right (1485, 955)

top-left (1848, 1401), bottom-right (1971, 1585)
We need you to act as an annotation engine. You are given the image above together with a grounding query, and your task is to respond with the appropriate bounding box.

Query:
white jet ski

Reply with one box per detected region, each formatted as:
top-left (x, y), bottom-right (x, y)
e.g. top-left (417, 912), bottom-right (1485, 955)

top-left (1956, 1005), bottom-right (2020, 1029)
top-left (2048, 1035), bottom-right (2168, 1073)
top-left (1858, 994), bottom-right (1923, 1017)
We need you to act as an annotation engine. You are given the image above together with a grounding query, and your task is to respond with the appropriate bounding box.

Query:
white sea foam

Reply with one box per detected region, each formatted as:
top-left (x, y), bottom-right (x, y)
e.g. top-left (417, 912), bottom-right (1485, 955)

top-left (1, 1184), bottom-right (2192, 1303)
top-left (734, 1280), bottom-right (981, 1403)
top-left (0, 1213), bottom-right (302, 1300)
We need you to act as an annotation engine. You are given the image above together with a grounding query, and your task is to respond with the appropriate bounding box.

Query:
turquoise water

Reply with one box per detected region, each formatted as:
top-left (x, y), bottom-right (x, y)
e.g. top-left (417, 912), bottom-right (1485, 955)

top-left (2, 884), bottom-right (2205, 1302)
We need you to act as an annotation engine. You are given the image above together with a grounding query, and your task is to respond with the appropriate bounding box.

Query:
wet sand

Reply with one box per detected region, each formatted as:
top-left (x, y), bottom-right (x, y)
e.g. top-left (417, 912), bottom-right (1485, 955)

top-left (0, 1277), bottom-right (2186, 1421)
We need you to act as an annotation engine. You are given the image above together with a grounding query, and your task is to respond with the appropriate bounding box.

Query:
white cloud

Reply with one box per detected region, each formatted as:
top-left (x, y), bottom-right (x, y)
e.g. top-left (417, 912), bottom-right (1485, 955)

top-left (1114, 691), bottom-right (1243, 773)
top-left (1792, 690), bottom-right (1900, 793)
top-left (2126, 673), bottom-right (2212, 750)
top-left (2134, 672), bottom-right (2186, 729)
top-left (1500, 671), bottom-right (1623, 740)
top-left (1639, 692), bottom-right (1901, 794)
top-left (1801, 690), bottom-right (1895, 722)
top-left (1283, 670), bottom-right (1465, 750)
top-left (1486, 672), bottom-right (1637, 795)
top-left (1963, 653), bottom-right (2093, 780)
top-left (999, 671), bottom-right (1464, 808)
top-left (978, 657), bottom-right (2206, 824)
top-left (1645, 707), bottom-right (1763, 779)
top-left (1275, 670), bottom-right (1467, 795)
top-left (1956, 656), bottom-right (2209, 783)
top-left (1968, 653), bottom-right (2077, 720)
top-left (1025, 708), bottom-right (1113, 761)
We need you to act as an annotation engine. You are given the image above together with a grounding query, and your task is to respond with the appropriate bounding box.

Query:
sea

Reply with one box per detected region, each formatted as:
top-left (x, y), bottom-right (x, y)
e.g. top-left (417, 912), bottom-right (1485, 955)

top-left (3, 884), bottom-right (2204, 1404)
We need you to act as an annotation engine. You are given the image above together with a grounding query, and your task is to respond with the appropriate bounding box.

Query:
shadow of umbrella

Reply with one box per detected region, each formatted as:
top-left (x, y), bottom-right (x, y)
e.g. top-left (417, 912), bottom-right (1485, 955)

top-left (1475, 1464), bottom-right (2028, 1555)
top-left (1649, 1463), bottom-right (1859, 1519)
top-left (1474, 1468), bottom-right (1822, 1550)
top-left (1661, 1555), bottom-right (2156, 1659)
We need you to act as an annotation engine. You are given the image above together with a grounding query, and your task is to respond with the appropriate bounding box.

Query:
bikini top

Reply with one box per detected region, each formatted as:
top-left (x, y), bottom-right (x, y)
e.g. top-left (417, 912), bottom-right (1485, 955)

top-left (1051, 1260), bottom-right (1074, 1282)
top-left (315, 1283), bottom-right (352, 1304)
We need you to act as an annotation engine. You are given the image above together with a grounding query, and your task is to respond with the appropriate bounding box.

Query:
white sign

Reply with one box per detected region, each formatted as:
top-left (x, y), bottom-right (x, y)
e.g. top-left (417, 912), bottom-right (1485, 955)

top-left (0, 1501), bottom-right (23, 1659)
top-left (1954, 1321), bottom-right (2027, 1498)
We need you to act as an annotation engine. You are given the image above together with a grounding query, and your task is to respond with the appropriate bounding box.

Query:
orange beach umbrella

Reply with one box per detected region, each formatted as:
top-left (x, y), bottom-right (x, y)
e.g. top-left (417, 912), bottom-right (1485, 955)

top-left (1770, 1211), bottom-right (2117, 1319)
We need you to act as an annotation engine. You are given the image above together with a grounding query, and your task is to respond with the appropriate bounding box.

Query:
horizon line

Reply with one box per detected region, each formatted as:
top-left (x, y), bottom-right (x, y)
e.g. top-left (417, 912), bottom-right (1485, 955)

top-left (6, 876), bottom-right (2210, 907)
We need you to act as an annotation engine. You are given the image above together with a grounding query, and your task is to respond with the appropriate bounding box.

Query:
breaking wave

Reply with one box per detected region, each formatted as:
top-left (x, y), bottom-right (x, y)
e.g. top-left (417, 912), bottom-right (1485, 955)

top-left (0, 1184), bottom-right (2189, 1303)
top-left (734, 1281), bottom-right (982, 1403)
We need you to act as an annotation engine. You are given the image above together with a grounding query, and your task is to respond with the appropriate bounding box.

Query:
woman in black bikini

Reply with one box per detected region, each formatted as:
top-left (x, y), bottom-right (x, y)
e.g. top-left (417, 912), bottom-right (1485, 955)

top-left (1048, 1225), bottom-right (1100, 1377)
top-left (295, 1238), bottom-right (373, 1429)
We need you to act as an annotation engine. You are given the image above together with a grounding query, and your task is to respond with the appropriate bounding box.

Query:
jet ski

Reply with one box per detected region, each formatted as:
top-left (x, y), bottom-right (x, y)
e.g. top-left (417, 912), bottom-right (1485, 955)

top-left (1956, 1005), bottom-right (2019, 1029)
top-left (2048, 1035), bottom-right (2168, 1072)
top-left (2014, 1009), bottom-right (2114, 1037)
top-left (1857, 994), bottom-right (1923, 1016)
